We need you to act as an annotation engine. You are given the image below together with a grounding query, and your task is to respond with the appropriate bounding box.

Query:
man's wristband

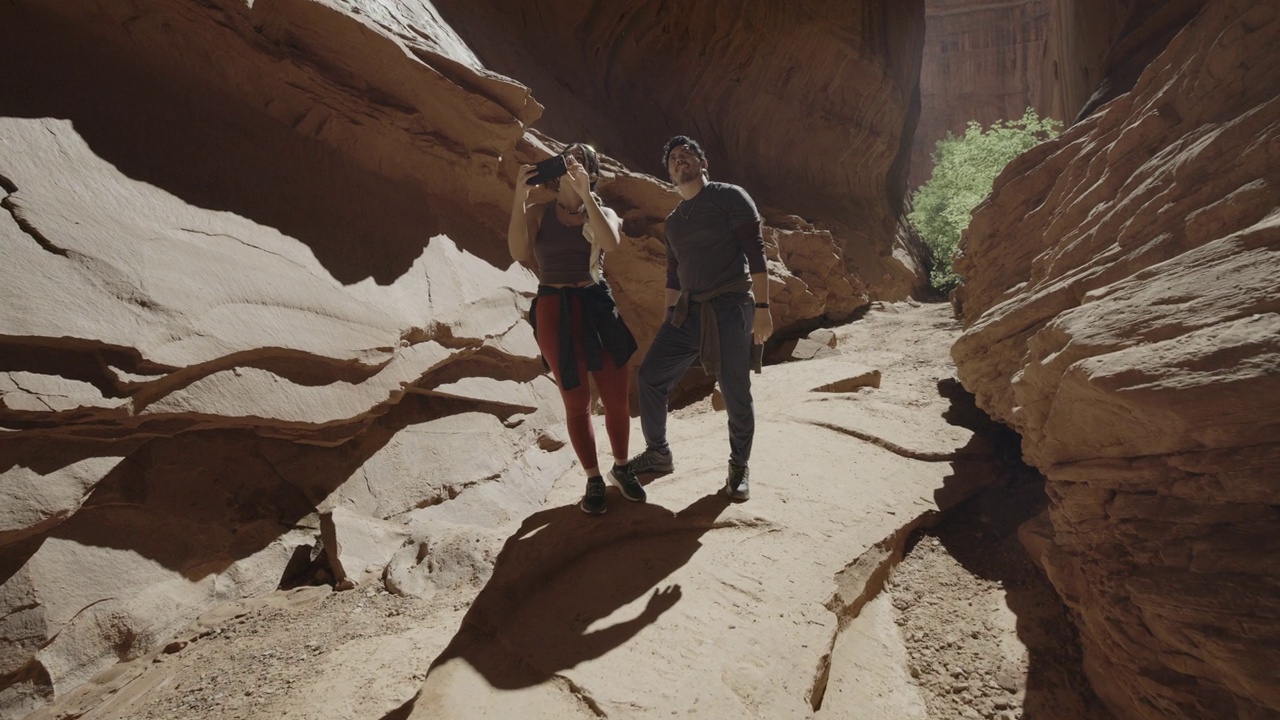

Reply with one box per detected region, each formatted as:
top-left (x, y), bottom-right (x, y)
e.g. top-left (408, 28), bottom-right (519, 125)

top-left (754, 302), bottom-right (770, 309)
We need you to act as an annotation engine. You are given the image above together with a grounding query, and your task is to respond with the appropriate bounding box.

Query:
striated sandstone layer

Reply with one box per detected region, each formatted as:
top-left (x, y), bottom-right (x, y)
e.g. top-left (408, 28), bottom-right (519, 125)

top-left (0, 113), bottom-right (572, 716)
top-left (951, 2), bottom-right (1280, 718)
top-left (0, 0), bottom-right (882, 714)
top-left (430, 0), bottom-right (931, 300)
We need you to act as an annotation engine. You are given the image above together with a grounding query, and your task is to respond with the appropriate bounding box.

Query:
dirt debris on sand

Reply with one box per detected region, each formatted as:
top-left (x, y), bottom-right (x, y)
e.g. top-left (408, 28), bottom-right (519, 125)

top-left (887, 474), bottom-right (1116, 720)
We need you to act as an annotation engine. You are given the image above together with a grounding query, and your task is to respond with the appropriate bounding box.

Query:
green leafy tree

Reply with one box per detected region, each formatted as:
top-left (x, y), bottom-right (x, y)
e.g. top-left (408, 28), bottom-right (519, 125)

top-left (910, 108), bottom-right (1061, 293)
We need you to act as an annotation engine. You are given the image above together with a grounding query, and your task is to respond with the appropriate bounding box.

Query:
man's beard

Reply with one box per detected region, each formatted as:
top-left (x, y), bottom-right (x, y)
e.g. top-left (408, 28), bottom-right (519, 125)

top-left (673, 165), bottom-right (700, 184)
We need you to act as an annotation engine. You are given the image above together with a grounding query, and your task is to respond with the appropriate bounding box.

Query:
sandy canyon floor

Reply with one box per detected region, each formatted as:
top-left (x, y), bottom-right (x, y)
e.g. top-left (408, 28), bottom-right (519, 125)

top-left (30, 302), bottom-right (1114, 720)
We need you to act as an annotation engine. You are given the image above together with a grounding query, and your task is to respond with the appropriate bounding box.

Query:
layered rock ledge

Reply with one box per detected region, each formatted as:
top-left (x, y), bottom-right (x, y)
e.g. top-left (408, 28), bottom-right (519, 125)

top-left (952, 2), bottom-right (1280, 717)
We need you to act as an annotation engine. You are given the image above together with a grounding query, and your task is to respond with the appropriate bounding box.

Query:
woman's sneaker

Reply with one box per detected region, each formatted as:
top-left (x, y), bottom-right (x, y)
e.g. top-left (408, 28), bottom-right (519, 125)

top-left (608, 463), bottom-right (647, 502)
top-left (580, 477), bottom-right (607, 514)
top-left (724, 464), bottom-right (750, 501)
top-left (628, 446), bottom-right (675, 475)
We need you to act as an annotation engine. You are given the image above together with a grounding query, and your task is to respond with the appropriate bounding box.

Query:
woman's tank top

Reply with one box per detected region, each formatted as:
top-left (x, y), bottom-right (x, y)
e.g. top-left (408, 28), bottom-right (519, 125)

top-left (533, 203), bottom-right (595, 285)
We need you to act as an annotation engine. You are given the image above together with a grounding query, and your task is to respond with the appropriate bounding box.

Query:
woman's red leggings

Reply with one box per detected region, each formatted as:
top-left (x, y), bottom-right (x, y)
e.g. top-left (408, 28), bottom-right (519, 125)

top-left (534, 293), bottom-right (630, 473)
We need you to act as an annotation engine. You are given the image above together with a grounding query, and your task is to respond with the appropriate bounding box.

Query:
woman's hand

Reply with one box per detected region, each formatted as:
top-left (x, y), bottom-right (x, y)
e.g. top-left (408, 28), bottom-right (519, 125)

top-left (564, 155), bottom-right (591, 199)
top-left (514, 164), bottom-right (537, 203)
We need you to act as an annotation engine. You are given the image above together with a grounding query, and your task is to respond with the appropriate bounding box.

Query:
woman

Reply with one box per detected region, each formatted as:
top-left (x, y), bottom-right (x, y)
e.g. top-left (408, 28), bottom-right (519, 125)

top-left (508, 143), bottom-right (645, 515)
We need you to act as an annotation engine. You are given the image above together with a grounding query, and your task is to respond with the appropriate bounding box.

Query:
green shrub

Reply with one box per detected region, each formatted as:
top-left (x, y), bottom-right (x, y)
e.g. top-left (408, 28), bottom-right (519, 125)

top-left (910, 108), bottom-right (1061, 294)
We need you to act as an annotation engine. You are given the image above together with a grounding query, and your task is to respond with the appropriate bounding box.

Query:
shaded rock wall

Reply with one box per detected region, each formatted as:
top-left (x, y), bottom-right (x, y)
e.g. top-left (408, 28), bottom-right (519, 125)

top-left (432, 0), bottom-right (930, 300)
top-left (1040, 0), bottom-right (1206, 124)
top-left (0, 0), bottom-right (905, 713)
top-left (951, 1), bottom-right (1280, 718)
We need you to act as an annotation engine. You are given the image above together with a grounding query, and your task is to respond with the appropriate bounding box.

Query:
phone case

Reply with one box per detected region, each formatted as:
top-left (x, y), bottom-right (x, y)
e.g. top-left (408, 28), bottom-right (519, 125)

top-left (526, 155), bottom-right (568, 185)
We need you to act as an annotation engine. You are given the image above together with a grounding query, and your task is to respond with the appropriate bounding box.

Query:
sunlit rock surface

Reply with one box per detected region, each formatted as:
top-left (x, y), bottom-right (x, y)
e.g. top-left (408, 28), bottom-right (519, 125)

top-left (952, 2), bottom-right (1280, 717)
top-left (0, 0), bottom-right (915, 713)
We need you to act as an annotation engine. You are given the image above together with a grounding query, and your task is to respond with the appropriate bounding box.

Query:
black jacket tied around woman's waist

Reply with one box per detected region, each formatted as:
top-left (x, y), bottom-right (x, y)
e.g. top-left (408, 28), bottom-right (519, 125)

top-left (528, 281), bottom-right (637, 391)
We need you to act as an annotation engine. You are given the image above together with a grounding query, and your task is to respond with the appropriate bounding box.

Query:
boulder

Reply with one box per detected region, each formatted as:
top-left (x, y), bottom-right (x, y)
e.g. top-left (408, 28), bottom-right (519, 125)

top-left (385, 522), bottom-right (501, 600)
top-left (320, 507), bottom-right (413, 589)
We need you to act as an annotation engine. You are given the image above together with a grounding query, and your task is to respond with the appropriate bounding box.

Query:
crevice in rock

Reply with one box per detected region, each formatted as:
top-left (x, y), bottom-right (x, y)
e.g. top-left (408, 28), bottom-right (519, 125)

top-left (555, 674), bottom-right (608, 718)
top-left (1, 191), bottom-right (71, 258)
top-left (0, 657), bottom-right (54, 711)
top-left (127, 346), bottom-right (395, 410)
top-left (178, 226), bottom-right (313, 273)
top-left (824, 512), bottom-right (944, 631)
top-left (809, 648), bottom-right (833, 711)
top-left (0, 601), bottom-right (41, 624)
top-left (2, 339), bottom-right (545, 449)
top-left (884, 471), bottom-right (1116, 720)
top-left (5, 377), bottom-right (60, 413)
top-left (810, 506), bottom-right (951, 714)
top-left (0, 336), bottom-right (176, 400)
top-left (813, 379), bottom-right (1112, 719)
top-left (810, 379), bottom-right (1028, 713)
top-left (811, 371), bottom-right (881, 393)
top-left (411, 475), bottom-right (493, 511)
top-left (798, 417), bottom-right (978, 462)
top-left (41, 596), bottom-right (118, 650)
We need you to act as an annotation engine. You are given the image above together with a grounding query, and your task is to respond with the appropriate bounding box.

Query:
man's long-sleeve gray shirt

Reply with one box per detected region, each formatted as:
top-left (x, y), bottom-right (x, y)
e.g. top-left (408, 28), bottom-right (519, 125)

top-left (664, 181), bottom-right (764, 293)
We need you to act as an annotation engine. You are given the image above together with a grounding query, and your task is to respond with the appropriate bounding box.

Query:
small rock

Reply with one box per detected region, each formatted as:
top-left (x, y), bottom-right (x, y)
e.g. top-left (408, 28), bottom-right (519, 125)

top-left (996, 669), bottom-right (1022, 693)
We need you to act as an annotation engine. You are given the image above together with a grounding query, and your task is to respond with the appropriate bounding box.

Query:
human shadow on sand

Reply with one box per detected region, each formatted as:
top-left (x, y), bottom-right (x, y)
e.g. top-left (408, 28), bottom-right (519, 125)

top-left (425, 492), bottom-right (733, 691)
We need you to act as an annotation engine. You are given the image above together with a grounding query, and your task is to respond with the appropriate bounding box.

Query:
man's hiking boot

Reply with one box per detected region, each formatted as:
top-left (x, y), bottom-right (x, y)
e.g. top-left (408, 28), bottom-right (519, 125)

top-left (580, 477), bottom-right (607, 515)
top-left (724, 464), bottom-right (750, 502)
top-left (629, 446), bottom-right (675, 475)
top-left (608, 463), bottom-right (647, 502)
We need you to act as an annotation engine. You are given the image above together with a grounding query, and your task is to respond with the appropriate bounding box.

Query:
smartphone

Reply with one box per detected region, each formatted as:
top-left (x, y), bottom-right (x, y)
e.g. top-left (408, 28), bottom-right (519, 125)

top-left (526, 154), bottom-right (568, 185)
top-left (751, 343), bottom-right (764, 374)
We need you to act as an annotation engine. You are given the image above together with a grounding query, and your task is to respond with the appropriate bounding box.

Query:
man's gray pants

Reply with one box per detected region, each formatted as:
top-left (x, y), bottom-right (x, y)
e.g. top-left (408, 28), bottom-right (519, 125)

top-left (638, 294), bottom-right (754, 467)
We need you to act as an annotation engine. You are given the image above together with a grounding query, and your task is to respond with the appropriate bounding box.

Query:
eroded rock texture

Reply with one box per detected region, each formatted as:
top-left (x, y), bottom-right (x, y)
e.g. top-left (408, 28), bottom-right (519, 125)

top-left (0, 108), bottom-right (568, 715)
top-left (431, 0), bottom-right (930, 300)
top-left (952, 2), bottom-right (1280, 718)
top-left (0, 0), bottom-right (901, 714)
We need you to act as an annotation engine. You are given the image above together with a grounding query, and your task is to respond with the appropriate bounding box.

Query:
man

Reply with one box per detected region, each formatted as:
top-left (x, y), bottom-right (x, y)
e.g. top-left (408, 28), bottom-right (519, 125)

top-left (628, 136), bottom-right (772, 501)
